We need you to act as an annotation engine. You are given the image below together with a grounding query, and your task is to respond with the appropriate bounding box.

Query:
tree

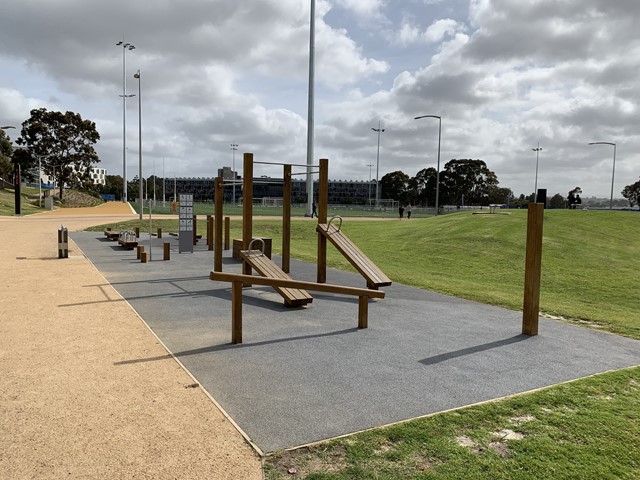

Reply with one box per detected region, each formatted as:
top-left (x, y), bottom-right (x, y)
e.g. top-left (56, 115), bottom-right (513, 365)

top-left (549, 193), bottom-right (565, 209)
top-left (439, 159), bottom-right (499, 206)
top-left (16, 108), bottom-right (100, 200)
top-left (0, 130), bottom-right (13, 182)
top-left (485, 186), bottom-right (514, 205)
top-left (567, 186), bottom-right (582, 209)
top-left (622, 178), bottom-right (640, 207)
top-left (407, 167), bottom-right (437, 206)
top-left (379, 171), bottom-right (410, 203)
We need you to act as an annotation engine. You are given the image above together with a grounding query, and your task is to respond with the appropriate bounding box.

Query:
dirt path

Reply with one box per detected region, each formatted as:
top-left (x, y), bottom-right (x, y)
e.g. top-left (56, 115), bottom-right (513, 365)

top-left (0, 203), bottom-right (263, 479)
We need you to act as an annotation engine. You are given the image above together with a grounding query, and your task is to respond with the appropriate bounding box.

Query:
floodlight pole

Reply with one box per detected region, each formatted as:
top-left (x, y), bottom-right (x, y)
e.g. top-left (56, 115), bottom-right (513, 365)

top-left (415, 115), bottom-right (442, 215)
top-left (116, 39), bottom-right (135, 203)
top-left (134, 69), bottom-right (143, 219)
top-left (588, 141), bottom-right (617, 210)
top-left (305, 0), bottom-right (316, 216)
top-left (532, 143), bottom-right (542, 200)
top-left (371, 121), bottom-right (385, 207)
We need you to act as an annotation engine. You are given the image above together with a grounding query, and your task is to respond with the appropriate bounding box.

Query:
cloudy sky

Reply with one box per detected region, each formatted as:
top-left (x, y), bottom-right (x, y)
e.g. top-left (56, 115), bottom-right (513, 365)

top-left (1, 0), bottom-right (639, 199)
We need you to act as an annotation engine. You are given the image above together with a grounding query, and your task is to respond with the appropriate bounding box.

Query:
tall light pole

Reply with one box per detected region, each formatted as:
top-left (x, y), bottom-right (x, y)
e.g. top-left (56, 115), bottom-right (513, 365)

top-left (366, 161), bottom-right (374, 207)
top-left (305, 0), bottom-right (316, 216)
top-left (588, 141), bottom-right (617, 210)
top-left (230, 143), bottom-right (238, 204)
top-left (134, 69), bottom-right (142, 219)
top-left (371, 121), bottom-right (385, 207)
top-left (415, 115), bottom-right (442, 215)
top-left (116, 39), bottom-right (135, 203)
top-left (532, 142), bottom-right (542, 201)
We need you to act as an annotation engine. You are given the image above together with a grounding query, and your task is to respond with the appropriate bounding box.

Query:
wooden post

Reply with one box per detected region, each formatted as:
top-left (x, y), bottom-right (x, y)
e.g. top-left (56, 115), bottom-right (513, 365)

top-left (140, 251), bottom-right (148, 263)
top-left (163, 242), bottom-right (170, 261)
top-left (232, 280), bottom-right (243, 344)
top-left (134, 227), bottom-right (139, 238)
top-left (317, 158), bottom-right (329, 283)
top-left (522, 203), bottom-right (544, 336)
top-left (207, 215), bottom-right (214, 251)
top-left (358, 296), bottom-right (368, 329)
top-left (224, 216), bottom-right (230, 250)
top-left (157, 227), bottom-right (162, 239)
top-left (192, 215), bottom-right (198, 245)
top-left (214, 177), bottom-right (224, 272)
top-left (136, 245), bottom-right (144, 259)
top-left (242, 153), bottom-right (253, 277)
top-left (283, 164), bottom-right (291, 273)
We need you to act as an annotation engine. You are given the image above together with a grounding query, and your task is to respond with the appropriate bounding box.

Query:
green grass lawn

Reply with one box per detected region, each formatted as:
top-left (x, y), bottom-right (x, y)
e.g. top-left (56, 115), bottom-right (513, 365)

top-left (0, 187), bottom-right (46, 216)
top-left (87, 209), bottom-right (640, 478)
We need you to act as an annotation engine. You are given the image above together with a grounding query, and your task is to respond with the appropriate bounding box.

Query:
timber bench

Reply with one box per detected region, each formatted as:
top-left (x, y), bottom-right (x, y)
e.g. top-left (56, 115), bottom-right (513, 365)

top-left (209, 271), bottom-right (385, 344)
top-left (104, 229), bottom-right (120, 241)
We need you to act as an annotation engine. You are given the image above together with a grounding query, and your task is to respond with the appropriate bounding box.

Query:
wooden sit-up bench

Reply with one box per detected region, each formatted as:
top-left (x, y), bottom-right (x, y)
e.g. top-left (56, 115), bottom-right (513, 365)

top-left (240, 238), bottom-right (312, 307)
top-left (317, 217), bottom-right (392, 290)
top-left (209, 271), bottom-right (385, 344)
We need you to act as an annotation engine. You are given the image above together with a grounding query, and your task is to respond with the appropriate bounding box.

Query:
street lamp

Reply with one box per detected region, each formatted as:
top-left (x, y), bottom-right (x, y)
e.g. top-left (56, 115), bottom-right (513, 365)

top-left (116, 39), bottom-right (135, 203)
top-left (532, 143), bottom-right (542, 201)
top-left (305, 0), bottom-right (316, 217)
top-left (366, 161), bottom-right (374, 207)
top-left (371, 121), bottom-right (385, 207)
top-left (1, 126), bottom-right (16, 130)
top-left (230, 143), bottom-right (238, 204)
top-left (588, 141), bottom-right (617, 210)
top-left (134, 69), bottom-right (142, 219)
top-left (415, 115), bottom-right (442, 215)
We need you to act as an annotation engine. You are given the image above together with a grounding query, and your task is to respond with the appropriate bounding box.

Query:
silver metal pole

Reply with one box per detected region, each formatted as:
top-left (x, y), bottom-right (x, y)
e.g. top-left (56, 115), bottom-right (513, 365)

top-left (372, 121), bottom-right (384, 207)
top-left (305, 0), bottom-right (316, 216)
top-left (610, 144), bottom-right (617, 210)
top-left (231, 143), bottom-right (238, 204)
top-left (135, 69), bottom-right (142, 220)
top-left (415, 115), bottom-right (442, 215)
top-left (532, 143), bottom-right (542, 200)
top-left (162, 157), bottom-right (165, 206)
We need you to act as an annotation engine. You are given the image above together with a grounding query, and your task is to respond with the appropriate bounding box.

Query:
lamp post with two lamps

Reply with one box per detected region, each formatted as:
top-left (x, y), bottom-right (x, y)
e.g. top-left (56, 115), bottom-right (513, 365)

top-left (371, 121), bottom-right (385, 207)
top-left (116, 39), bottom-right (135, 203)
top-left (588, 141), bottom-right (617, 210)
top-left (415, 115), bottom-right (442, 215)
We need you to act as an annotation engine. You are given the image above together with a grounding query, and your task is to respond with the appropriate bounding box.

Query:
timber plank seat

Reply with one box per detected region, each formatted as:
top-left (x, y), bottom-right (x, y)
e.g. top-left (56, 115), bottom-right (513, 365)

top-left (317, 223), bottom-right (392, 290)
top-left (104, 229), bottom-right (120, 241)
top-left (240, 249), bottom-right (313, 307)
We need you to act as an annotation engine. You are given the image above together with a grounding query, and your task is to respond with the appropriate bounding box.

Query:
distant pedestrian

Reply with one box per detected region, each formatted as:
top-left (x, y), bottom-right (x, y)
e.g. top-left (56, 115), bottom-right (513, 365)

top-left (399, 204), bottom-right (404, 219)
top-left (311, 201), bottom-right (318, 218)
top-left (407, 204), bottom-right (412, 219)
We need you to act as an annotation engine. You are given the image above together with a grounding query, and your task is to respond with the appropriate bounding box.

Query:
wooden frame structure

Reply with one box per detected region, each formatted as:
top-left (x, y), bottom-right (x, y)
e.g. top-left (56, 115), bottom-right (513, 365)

top-left (210, 271), bottom-right (384, 344)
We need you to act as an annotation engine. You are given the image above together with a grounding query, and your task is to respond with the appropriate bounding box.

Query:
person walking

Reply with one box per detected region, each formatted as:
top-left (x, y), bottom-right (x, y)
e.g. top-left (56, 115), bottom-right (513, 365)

top-left (399, 204), bottom-right (404, 219)
top-left (407, 204), bottom-right (412, 219)
top-left (311, 201), bottom-right (318, 218)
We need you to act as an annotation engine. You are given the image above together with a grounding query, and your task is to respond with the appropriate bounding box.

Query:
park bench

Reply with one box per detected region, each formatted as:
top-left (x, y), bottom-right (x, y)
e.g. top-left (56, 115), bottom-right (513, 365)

top-left (104, 229), bottom-right (120, 241)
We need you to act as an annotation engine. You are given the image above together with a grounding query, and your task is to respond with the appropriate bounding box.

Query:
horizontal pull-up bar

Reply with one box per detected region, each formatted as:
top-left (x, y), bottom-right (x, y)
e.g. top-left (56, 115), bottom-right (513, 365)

top-left (254, 161), bottom-right (320, 168)
top-left (289, 170), bottom-right (320, 176)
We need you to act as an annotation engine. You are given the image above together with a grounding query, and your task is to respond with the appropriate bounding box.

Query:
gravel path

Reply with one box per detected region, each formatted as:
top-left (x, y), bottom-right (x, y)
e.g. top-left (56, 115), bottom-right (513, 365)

top-left (0, 203), bottom-right (262, 479)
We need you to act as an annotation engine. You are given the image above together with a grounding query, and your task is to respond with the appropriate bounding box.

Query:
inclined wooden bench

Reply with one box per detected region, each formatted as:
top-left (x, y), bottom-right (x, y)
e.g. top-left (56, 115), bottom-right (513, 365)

top-left (118, 231), bottom-right (138, 250)
top-left (209, 271), bottom-right (385, 344)
top-left (317, 217), bottom-right (392, 290)
top-left (240, 238), bottom-right (312, 307)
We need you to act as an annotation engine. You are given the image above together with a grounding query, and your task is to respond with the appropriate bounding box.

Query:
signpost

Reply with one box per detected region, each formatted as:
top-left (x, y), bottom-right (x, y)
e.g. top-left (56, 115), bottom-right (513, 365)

top-left (178, 194), bottom-right (194, 253)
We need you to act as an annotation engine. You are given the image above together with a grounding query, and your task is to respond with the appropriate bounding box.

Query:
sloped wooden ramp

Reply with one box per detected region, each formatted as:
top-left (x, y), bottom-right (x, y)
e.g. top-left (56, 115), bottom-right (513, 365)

top-left (316, 220), bottom-right (392, 290)
top-left (240, 249), bottom-right (313, 307)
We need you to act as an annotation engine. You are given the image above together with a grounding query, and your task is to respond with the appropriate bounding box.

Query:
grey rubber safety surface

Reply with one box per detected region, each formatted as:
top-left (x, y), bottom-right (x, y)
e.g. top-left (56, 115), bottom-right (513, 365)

top-left (72, 231), bottom-right (640, 453)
